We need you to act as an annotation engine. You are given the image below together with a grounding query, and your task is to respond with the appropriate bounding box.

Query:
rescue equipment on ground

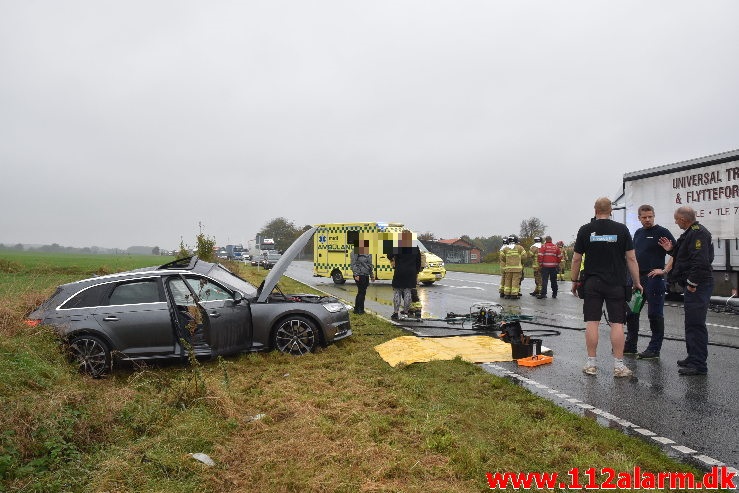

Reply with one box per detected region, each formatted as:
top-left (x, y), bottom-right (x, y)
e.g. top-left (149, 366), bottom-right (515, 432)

top-left (396, 302), bottom-right (555, 364)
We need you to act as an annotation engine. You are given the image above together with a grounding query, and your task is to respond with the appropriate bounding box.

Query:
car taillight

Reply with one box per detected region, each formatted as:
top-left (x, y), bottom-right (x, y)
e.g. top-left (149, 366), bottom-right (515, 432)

top-left (24, 319), bottom-right (42, 327)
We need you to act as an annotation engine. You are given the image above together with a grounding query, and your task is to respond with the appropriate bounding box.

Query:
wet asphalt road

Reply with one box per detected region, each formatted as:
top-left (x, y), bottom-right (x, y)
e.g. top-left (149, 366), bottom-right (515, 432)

top-left (284, 262), bottom-right (739, 472)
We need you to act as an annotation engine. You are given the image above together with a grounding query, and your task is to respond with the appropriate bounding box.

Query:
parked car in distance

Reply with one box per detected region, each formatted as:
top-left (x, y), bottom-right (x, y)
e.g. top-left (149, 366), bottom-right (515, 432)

top-left (261, 252), bottom-right (282, 270)
top-left (24, 228), bottom-right (351, 378)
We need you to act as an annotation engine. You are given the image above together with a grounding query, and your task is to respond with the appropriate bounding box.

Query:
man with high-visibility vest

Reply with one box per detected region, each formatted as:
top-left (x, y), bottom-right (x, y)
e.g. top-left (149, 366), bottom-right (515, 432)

top-left (500, 235), bottom-right (527, 299)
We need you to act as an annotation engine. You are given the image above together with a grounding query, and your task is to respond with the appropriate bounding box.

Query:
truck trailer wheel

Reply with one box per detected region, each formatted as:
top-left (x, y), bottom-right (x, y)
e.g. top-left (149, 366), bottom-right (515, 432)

top-left (331, 270), bottom-right (346, 284)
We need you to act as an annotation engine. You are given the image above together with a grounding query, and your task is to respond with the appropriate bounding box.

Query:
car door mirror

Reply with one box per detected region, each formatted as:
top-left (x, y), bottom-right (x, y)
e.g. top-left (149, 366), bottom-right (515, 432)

top-left (225, 291), bottom-right (244, 307)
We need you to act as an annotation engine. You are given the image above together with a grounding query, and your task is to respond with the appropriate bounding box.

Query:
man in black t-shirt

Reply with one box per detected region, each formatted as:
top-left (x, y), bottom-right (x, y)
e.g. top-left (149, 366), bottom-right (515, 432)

top-left (570, 197), bottom-right (642, 378)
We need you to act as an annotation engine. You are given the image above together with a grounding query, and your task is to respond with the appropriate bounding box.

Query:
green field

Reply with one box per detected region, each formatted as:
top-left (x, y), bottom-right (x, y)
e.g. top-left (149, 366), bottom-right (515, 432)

top-left (0, 252), bottom-right (173, 299)
top-left (0, 253), bottom-right (704, 492)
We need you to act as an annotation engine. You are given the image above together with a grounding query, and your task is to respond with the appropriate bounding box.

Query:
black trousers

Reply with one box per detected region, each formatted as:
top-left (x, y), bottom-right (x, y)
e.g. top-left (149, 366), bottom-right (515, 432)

top-left (354, 275), bottom-right (369, 313)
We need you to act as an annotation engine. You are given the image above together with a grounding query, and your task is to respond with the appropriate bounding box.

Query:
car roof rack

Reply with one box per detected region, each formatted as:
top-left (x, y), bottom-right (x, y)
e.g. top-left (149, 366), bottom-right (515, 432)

top-left (157, 256), bottom-right (198, 270)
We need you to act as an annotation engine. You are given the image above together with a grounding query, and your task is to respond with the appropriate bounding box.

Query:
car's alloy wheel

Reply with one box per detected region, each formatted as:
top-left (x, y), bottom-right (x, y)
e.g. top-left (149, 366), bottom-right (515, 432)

top-left (68, 335), bottom-right (111, 378)
top-left (331, 270), bottom-right (345, 284)
top-left (273, 316), bottom-right (318, 356)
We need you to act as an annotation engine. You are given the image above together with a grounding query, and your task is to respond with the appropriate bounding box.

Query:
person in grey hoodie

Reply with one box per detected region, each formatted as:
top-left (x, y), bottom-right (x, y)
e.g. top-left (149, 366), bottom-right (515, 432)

top-left (350, 241), bottom-right (374, 314)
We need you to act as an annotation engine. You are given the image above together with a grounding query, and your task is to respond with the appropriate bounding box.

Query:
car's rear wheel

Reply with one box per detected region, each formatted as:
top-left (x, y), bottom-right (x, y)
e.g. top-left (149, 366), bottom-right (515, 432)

top-left (331, 270), bottom-right (345, 284)
top-left (273, 316), bottom-right (319, 356)
top-left (421, 281), bottom-right (434, 286)
top-left (68, 335), bottom-right (111, 378)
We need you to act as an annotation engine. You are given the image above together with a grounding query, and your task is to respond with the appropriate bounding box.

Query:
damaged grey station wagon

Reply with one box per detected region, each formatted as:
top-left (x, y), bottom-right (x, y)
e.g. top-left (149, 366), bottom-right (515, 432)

top-left (25, 228), bottom-right (351, 377)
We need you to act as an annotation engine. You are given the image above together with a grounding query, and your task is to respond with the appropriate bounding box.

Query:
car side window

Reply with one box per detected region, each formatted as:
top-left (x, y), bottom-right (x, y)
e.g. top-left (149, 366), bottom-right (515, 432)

top-left (108, 280), bottom-right (162, 306)
top-left (169, 278), bottom-right (196, 306)
top-left (60, 284), bottom-right (110, 309)
top-left (185, 276), bottom-right (232, 302)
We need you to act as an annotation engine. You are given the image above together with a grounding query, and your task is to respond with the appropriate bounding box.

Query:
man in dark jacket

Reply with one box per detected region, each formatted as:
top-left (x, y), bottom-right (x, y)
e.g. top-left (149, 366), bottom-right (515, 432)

top-left (624, 205), bottom-right (676, 359)
top-left (350, 240), bottom-right (374, 314)
top-left (658, 206), bottom-right (714, 376)
top-left (387, 230), bottom-right (422, 320)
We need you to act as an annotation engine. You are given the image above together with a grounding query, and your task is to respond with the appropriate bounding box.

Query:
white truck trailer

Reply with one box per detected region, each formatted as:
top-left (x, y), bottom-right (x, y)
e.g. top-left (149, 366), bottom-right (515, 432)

top-left (617, 149), bottom-right (739, 296)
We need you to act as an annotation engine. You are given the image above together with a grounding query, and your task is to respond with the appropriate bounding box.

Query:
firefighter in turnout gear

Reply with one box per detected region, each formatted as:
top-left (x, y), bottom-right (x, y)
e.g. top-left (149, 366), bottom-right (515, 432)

top-left (529, 236), bottom-right (543, 296)
top-left (498, 236), bottom-right (510, 297)
top-left (557, 240), bottom-right (568, 281)
top-left (500, 235), bottom-right (527, 299)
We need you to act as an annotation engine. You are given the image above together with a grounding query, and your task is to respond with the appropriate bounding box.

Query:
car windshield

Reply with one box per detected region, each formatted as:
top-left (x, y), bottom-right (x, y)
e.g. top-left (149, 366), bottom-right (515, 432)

top-left (416, 240), bottom-right (429, 253)
top-left (207, 264), bottom-right (258, 297)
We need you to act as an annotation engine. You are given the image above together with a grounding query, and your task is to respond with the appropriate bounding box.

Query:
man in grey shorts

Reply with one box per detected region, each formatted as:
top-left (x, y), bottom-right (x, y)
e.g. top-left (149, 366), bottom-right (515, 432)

top-left (571, 197), bottom-right (642, 377)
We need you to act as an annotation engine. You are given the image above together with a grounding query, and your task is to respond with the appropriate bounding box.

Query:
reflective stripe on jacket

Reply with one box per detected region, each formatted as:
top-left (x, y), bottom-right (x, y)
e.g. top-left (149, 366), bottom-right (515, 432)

top-left (502, 245), bottom-right (526, 271)
top-left (538, 242), bottom-right (562, 268)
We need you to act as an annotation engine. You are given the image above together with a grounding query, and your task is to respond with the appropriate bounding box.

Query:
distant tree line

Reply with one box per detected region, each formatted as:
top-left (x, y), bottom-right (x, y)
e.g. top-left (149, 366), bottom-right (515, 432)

top-left (257, 217), bottom-right (313, 258)
top-left (0, 243), bottom-right (165, 255)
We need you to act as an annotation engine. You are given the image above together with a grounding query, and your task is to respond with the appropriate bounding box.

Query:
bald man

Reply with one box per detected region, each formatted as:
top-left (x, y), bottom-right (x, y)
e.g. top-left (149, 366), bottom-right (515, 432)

top-left (571, 197), bottom-right (642, 378)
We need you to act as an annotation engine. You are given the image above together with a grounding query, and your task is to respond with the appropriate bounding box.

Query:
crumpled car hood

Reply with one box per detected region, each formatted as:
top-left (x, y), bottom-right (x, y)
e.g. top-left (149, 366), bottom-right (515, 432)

top-left (257, 226), bottom-right (316, 303)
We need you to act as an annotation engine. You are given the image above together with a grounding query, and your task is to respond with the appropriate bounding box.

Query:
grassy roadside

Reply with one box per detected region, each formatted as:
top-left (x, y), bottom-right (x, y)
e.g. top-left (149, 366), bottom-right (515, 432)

top-left (0, 254), bottom-right (709, 492)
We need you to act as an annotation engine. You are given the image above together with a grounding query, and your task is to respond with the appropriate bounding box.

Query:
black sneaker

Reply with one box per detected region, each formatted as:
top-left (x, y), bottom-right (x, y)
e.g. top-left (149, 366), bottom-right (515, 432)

top-left (678, 366), bottom-right (707, 376)
top-left (529, 292), bottom-right (539, 296)
top-left (552, 293), bottom-right (557, 299)
top-left (637, 350), bottom-right (659, 360)
top-left (537, 294), bottom-right (547, 299)
top-left (623, 349), bottom-right (638, 356)
top-left (390, 313), bottom-right (399, 320)
top-left (677, 358), bottom-right (690, 367)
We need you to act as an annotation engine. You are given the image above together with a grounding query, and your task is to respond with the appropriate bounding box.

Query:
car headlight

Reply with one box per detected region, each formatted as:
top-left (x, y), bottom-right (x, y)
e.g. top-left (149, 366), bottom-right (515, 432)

top-left (323, 302), bottom-right (346, 313)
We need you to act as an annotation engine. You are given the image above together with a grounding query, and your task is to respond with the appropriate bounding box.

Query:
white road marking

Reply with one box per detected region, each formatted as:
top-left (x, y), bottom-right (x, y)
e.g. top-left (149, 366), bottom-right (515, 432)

top-left (442, 285), bottom-right (485, 290)
top-left (443, 277), bottom-right (499, 286)
top-left (707, 323), bottom-right (739, 331)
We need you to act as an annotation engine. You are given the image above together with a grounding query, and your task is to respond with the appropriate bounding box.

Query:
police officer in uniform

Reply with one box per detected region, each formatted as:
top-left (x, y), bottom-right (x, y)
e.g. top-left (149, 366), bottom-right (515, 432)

top-left (658, 206), bottom-right (714, 376)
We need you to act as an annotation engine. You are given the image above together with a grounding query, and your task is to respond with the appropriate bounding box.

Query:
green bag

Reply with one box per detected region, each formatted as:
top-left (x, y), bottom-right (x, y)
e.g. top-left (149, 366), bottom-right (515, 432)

top-left (628, 289), bottom-right (644, 314)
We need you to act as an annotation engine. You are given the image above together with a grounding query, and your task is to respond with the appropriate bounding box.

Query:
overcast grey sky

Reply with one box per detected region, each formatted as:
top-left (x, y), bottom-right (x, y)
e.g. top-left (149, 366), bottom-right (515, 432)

top-left (2, 1), bottom-right (738, 250)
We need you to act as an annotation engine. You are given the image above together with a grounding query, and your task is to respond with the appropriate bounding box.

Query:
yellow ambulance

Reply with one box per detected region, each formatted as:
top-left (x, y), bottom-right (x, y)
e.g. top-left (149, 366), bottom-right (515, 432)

top-left (313, 222), bottom-right (446, 285)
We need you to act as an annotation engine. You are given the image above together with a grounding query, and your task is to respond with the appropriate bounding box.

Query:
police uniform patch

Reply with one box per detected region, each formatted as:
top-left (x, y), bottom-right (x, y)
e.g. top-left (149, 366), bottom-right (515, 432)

top-left (695, 240), bottom-right (702, 250)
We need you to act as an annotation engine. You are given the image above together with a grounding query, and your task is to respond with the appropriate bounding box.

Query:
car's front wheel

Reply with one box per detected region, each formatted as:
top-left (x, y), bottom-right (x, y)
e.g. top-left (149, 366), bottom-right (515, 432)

top-left (68, 335), bottom-right (111, 378)
top-left (273, 316), bottom-right (319, 356)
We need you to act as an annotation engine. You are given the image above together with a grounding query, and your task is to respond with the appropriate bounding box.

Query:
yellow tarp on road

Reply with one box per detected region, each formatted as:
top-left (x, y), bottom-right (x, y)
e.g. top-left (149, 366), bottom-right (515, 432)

top-left (374, 335), bottom-right (514, 367)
